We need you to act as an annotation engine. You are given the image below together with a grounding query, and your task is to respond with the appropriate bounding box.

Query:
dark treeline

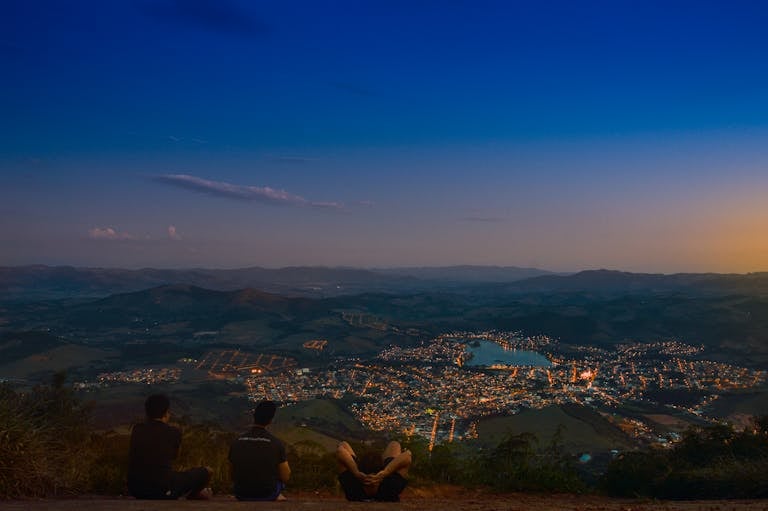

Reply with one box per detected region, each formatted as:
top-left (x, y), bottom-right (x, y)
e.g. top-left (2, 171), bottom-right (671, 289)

top-left (602, 417), bottom-right (768, 499)
top-left (2, 378), bottom-right (768, 499)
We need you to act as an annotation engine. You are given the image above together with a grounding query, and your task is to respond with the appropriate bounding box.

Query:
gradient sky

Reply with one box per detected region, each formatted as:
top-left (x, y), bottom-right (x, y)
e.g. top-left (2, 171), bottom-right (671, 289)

top-left (2, 0), bottom-right (768, 272)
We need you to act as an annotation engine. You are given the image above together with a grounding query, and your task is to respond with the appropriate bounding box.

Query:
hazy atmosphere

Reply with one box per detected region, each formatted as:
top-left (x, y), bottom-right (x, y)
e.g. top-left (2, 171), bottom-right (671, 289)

top-left (2, 1), bottom-right (768, 272)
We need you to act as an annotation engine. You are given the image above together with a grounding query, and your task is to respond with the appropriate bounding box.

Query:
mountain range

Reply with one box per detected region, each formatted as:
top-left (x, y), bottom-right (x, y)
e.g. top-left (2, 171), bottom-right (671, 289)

top-left (0, 264), bottom-right (555, 300)
top-left (2, 265), bottom-right (768, 302)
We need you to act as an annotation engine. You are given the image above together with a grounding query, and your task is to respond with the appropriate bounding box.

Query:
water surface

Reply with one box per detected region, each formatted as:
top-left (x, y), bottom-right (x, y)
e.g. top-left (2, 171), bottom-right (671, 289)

top-left (465, 340), bottom-right (551, 367)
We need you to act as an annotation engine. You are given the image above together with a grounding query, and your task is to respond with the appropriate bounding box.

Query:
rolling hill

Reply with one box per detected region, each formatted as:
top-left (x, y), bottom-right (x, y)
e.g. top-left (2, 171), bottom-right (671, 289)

top-left (477, 404), bottom-right (634, 454)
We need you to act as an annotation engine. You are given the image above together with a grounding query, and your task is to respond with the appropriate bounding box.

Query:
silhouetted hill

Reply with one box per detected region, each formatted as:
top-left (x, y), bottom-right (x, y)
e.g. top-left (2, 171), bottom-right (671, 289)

top-left (507, 269), bottom-right (768, 295)
top-left (0, 265), bottom-right (569, 302)
top-left (61, 284), bottom-right (319, 330)
top-left (0, 331), bottom-right (63, 364)
top-left (6, 265), bottom-right (768, 302)
top-left (4, 269), bottom-right (768, 368)
top-left (377, 265), bottom-right (558, 282)
top-left (477, 404), bottom-right (634, 453)
top-left (0, 265), bottom-right (420, 301)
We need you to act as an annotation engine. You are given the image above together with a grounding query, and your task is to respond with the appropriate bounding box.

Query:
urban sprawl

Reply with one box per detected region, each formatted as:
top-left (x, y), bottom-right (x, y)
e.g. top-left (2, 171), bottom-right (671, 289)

top-left (79, 332), bottom-right (766, 449)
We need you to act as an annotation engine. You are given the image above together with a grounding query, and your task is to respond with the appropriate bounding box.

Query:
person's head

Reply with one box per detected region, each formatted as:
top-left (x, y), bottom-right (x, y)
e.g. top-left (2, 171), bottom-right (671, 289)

top-left (253, 400), bottom-right (277, 426)
top-left (145, 393), bottom-right (171, 420)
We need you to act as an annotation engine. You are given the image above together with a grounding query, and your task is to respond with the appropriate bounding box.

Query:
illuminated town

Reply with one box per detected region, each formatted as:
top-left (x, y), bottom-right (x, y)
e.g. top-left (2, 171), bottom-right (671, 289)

top-left (242, 332), bottom-right (766, 446)
top-left (76, 331), bottom-right (766, 448)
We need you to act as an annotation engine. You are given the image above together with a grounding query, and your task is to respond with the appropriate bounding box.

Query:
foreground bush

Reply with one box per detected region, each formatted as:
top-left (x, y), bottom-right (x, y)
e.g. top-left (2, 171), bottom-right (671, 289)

top-left (0, 375), bottom-right (93, 498)
top-left (6, 380), bottom-right (765, 500)
top-left (402, 427), bottom-right (584, 493)
top-left (602, 418), bottom-right (768, 499)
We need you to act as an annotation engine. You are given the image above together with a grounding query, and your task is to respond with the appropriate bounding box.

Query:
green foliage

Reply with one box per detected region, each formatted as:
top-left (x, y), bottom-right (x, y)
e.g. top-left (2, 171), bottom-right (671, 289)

top-left (600, 451), bottom-right (669, 497)
top-left (480, 427), bottom-right (584, 493)
top-left (285, 440), bottom-right (338, 490)
top-left (416, 442), bottom-right (476, 485)
top-left (175, 422), bottom-right (236, 494)
top-left (399, 426), bottom-right (584, 493)
top-left (87, 432), bottom-right (129, 494)
top-left (13, 379), bottom-right (766, 500)
top-left (399, 436), bottom-right (478, 486)
top-left (0, 373), bottom-right (94, 498)
top-left (602, 417), bottom-right (768, 499)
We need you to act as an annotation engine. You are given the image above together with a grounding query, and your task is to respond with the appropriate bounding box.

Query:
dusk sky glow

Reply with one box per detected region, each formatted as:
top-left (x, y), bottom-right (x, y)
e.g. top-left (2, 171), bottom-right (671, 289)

top-left (2, 1), bottom-right (768, 272)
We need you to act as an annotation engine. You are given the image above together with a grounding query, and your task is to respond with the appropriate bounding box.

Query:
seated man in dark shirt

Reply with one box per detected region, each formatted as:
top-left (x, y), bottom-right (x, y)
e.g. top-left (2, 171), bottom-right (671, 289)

top-left (127, 394), bottom-right (211, 500)
top-left (229, 400), bottom-right (291, 501)
top-left (336, 440), bottom-right (411, 502)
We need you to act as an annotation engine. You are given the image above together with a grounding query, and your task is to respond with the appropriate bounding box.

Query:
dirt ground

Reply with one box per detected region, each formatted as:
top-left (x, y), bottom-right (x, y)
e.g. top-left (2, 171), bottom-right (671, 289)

top-left (2, 492), bottom-right (767, 511)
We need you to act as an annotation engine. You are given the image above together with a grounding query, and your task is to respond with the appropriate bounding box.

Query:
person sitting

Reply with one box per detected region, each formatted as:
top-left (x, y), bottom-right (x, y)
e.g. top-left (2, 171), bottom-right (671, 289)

top-left (127, 394), bottom-right (212, 500)
top-left (229, 400), bottom-right (291, 501)
top-left (336, 440), bottom-right (411, 502)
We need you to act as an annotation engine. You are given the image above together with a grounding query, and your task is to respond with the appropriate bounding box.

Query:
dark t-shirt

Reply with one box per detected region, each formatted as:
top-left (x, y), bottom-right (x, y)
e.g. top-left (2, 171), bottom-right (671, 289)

top-left (229, 426), bottom-right (287, 498)
top-left (127, 420), bottom-right (181, 495)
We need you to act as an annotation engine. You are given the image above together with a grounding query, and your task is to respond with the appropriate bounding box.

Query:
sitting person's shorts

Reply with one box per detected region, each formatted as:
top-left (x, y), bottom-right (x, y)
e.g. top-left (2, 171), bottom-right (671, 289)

top-left (338, 457), bottom-right (408, 502)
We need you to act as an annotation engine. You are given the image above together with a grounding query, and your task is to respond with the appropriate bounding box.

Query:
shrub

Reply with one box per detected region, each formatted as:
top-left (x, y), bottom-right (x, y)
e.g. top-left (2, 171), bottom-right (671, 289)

top-left (481, 430), bottom-right (584, 493)
top-left (285, 440), bottom-right (338, 490)
top-left (0, 375), bottom-right (93, 498)
top-left (602, 418), bottom-right (768, 499)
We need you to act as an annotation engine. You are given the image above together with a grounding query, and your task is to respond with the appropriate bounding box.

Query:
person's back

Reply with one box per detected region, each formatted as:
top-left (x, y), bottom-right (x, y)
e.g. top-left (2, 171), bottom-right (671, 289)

top-left (128, 419), bottom-right (181, 497)
top-left (229, 425), bottom-right (285, 497)
top-left (127, 394), bottom-right (211, 500)
top-left (229, 400), bottom-right (290, 501)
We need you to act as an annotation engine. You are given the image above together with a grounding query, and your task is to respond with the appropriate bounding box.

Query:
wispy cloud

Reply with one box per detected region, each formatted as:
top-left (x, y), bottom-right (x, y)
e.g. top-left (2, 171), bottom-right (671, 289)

top-left (154, 174), bottom-right (345, 210)
top-left (88, 227), bottom-right (135, 240)
top-left (167, 225), bottom-right (182, 240)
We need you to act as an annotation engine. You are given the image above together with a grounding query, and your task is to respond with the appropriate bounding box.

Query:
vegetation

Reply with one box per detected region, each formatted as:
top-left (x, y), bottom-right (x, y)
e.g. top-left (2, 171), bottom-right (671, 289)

top-left (3, 378), bottom-right (768, 499)
top-left (397, 427), bottom-right (584, 493)
top-left (0, 373), bottom-right (93, 498)
top-left (602, 417), bottom-right (768, 499)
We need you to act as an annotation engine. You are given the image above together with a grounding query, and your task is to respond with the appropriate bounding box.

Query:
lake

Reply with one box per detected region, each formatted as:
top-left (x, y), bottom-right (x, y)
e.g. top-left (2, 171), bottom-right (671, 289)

top-left (465, 340), bottom-right (551, 367)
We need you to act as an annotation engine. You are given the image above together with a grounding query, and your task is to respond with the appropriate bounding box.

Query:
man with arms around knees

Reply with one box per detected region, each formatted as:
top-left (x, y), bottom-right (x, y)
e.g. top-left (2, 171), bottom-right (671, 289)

top-left (127, 394), bottom-right (212, 500)
top-left (336, 440), bottom-right (411, 502)
top-left (229, 400), bottom-right (291, 501)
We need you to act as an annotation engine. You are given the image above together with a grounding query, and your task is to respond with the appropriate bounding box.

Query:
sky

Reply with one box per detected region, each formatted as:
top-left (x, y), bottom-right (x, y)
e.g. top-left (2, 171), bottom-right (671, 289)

top-left (2, 0), bottom-right (768, 273)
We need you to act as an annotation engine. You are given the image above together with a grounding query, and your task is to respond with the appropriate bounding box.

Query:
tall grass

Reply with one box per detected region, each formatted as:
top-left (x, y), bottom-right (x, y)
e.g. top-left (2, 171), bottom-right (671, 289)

top-left (0, 376), bottom-right (93, 498)
top-left (4, 379), bottom-right (767, 500)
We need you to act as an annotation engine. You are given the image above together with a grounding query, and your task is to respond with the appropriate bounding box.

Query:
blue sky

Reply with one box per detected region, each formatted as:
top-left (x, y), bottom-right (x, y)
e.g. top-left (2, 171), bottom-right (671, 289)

top-left (2, 0), bottom-right (768, 272)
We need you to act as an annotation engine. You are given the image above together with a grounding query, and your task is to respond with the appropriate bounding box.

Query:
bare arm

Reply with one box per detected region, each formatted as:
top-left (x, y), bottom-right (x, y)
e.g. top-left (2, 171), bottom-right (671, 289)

top-left (277, 460), bottom-right (291, 483)
top-left (367, 449), bottom-right (412, 484)
top-left (336, 442), bottom-right (365, 480)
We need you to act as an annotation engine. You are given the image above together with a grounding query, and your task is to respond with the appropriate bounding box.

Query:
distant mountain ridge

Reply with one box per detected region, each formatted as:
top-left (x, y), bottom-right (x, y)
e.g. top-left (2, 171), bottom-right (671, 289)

top-left (505, 269), bottom-right (768, 295)
top-left (0, 264), bottom-right (554, 301)
top-left (2, 265), bottom-right (768, 301)
top-left (4, 275), bottom-right (768, 366)
top-left (375, 265), bottom-right (559, 282)
top-left (0, 265), bottom-right (416, 301)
